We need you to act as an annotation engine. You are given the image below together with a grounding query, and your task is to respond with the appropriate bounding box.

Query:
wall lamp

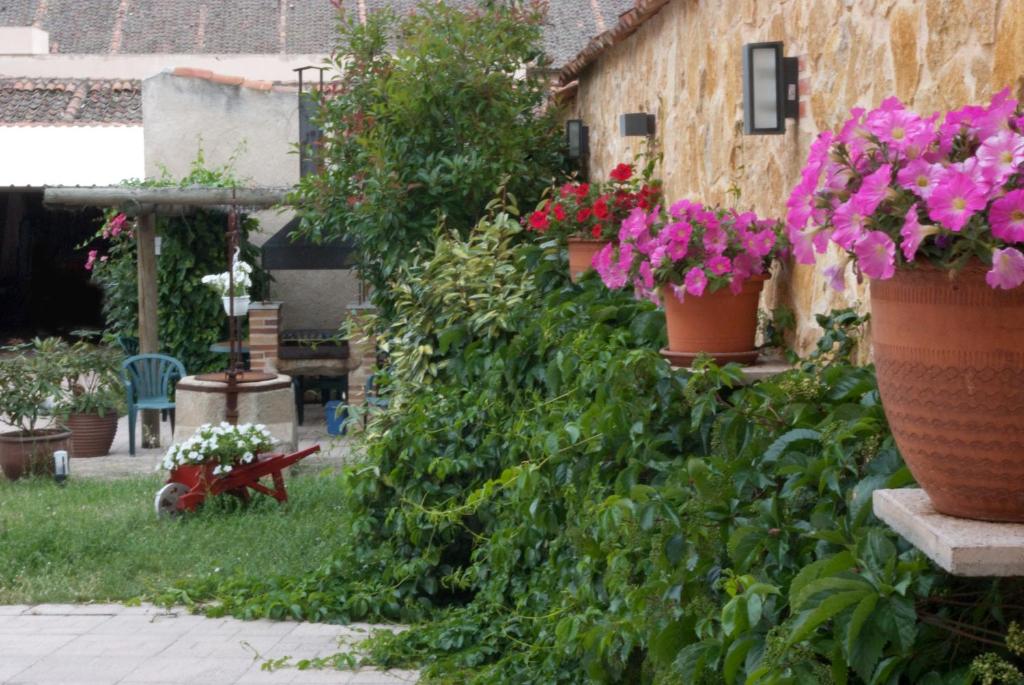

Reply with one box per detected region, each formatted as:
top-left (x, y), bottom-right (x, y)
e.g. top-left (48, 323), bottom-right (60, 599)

top-left (742, 41), bottom-right (799, 135)
top-left (566, 119), bottom-right (589, 160)
top-left (619, 112), bottom-right (656, 137)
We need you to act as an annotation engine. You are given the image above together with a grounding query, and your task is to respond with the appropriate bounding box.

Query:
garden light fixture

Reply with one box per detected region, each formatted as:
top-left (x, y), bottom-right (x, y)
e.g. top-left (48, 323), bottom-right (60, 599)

top-left (566, 119), bottom-right (589, 159)
top-left (742, 41), bottom-right (799, 135)
top-left (619, 112), bottom-right (656, 137)
top-left (53, 449), bottom-right (69, 485)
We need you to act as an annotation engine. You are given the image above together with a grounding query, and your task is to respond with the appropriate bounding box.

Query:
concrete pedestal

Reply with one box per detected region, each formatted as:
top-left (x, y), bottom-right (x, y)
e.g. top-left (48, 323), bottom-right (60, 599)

top-left (173, 374), bottom-right (297, 451)
top-left (873, 489), bottom-right (1024, 577)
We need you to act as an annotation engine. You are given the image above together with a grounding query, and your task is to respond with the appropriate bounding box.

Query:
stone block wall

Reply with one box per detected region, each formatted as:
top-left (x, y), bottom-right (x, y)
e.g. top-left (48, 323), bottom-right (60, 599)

top-left (569, 0), bottom-right (1024, 354)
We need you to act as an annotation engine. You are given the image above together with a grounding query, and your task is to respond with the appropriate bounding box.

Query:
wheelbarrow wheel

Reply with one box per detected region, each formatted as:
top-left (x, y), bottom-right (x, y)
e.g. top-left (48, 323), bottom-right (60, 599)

top-left (155, 482), bottom-right (190, 518)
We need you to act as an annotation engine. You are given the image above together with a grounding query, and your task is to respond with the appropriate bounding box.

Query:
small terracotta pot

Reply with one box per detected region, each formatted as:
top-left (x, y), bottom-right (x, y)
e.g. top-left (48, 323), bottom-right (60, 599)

top-left (67, 412), bottom-right (119, 458)
top-left (872, 263), bottom-right (1024, 522)
top-left (660, 277), bottom-right (765, 366)
top-left (567, 238), bottom-right (606, 282)
top-left (0, 429), bottom-right (72, 481)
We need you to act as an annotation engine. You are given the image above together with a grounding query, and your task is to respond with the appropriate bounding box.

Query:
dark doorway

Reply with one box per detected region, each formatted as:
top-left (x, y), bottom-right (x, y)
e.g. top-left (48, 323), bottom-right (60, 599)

top-left (0, 189), bottom-right (105, 343)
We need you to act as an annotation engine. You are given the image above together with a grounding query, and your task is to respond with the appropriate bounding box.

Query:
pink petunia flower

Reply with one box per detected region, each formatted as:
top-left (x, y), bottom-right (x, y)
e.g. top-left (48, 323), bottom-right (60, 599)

top-left (831, 199), bottom-right (869, 249)
top-left (899, 203), bottom-right (939, 261)
top-left (927, 170), bottom-right (987, 231)
top-left (702, 224), bottom-right (728, 254)
top-left (990, 189), bottom-right (1024, 243)
top-left (707, 255), bottom-right (732, 276)
top-left (976, 130), bottom-right (1024, 186)
top-left (822, 259), bottom-right (848, 291)
top-left (851, 164), bottom-right (892, 216)
top-left (742, 227), bottom-right (777, 258)
top-left (790, 227), bottom-right (818, 265)
top-left (986, 247), bottom-right (1024, 289)
top-left (595, 242), bottom-right (629, 289)
top-left (853, 230), bottom-right (896, 280)
top-left (638, 260), bottom-right (655, 290)
top-left (84, 249), bottom-right (98, 271)
top-left (684, 267), bottom-right (708, 297)
top-left (896, 158), bottom-right (943, 200)
top-left (669, 199), bottom-right (694, 219)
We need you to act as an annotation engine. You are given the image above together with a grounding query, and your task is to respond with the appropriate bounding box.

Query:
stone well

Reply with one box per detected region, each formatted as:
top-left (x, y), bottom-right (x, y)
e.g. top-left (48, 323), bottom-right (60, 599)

top-left (173, 374), bottom-right (297, 451)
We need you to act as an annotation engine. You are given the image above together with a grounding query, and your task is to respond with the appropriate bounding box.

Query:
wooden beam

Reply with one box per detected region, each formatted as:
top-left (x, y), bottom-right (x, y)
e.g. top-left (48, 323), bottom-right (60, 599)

top-left (136, 213), bottom-right (161, 449)
top-left (44, 186), bottom-right (290, 209)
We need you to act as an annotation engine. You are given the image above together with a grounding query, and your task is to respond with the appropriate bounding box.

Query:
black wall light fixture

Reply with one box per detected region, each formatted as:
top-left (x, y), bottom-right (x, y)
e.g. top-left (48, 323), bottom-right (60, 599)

top-left (620, 112), bottom-right (656, 137)
top-left (566, 119), bottom-right (590, 159)
top-left (742, 41), bottom-right (799, 135)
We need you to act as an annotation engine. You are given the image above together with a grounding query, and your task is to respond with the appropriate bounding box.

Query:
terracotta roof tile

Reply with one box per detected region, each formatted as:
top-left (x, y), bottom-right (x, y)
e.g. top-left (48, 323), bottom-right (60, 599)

top-left (0, 78), bottom-right (141, 126)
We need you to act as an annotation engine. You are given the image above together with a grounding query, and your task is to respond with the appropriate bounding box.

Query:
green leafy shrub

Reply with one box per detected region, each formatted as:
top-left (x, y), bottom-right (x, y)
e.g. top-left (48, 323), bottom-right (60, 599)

top-left (164, 207), bottom-right (1024, 683)
top-left (288, 2), bottom-right (565, 315)
top-left (86, 158), bottom-right (268, 373)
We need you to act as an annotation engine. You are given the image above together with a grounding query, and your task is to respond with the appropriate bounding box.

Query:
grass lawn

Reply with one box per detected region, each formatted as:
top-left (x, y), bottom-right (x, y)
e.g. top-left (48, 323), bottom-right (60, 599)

top-left (0, 471), bottom-right (348, 604)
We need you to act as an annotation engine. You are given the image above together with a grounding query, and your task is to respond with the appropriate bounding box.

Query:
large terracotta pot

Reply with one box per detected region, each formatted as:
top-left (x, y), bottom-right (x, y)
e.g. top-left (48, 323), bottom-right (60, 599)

top-left (567, 238), bottom-right (606, 282)
top-left (871, 263), bottom-right (1024, 522)
top-left (660, 277), bottom-right (765, 366)
top-left (67, 412), bottom-right (119, 458)
top-left (0, 429), bottom-right (72, 481)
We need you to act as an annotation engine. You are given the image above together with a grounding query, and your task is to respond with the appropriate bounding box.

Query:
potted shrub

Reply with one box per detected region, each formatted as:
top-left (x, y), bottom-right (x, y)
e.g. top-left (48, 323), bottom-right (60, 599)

top-left (787, 88), bottom-right (1024, 521)
top-left (596, 201), bottom-right (785, 366)
top-left (0, 338), bottom-right (72, 480)
top-left (526, 162), bottom-right (662, 281)
top-left (57, 342), bottom-right (124, 458)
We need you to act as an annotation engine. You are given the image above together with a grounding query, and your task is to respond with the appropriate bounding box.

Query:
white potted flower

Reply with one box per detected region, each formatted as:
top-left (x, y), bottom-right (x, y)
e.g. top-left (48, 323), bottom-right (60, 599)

top-left (201, 248), bottom-right (253, 317)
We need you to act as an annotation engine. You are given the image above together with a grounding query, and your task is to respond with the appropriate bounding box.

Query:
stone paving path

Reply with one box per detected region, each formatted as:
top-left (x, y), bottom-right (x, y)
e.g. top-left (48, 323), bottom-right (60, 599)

top-left (0, 604), bottom-right (418, 684)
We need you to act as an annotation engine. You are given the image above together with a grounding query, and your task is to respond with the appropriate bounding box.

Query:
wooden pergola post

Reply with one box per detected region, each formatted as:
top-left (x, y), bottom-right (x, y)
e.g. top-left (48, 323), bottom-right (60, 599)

top-left (136, 212), bottom-right (161, 447)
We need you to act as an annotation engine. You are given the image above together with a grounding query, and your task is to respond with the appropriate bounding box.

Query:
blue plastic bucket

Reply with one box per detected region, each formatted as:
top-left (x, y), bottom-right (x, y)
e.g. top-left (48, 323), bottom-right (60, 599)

top-left (325, 401), bottom-right (348, 436)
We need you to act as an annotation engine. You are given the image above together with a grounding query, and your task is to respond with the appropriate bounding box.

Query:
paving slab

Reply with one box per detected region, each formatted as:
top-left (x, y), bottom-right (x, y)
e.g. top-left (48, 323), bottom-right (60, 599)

top-left (0, 604), bottom-right (417, 684)
top-left (874, 488), bottom-right (1024, 576)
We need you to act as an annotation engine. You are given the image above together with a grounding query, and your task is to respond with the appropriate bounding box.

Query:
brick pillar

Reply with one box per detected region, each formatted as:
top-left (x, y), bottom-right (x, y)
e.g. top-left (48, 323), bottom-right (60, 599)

top-left (346, 304), bottom-right (377, 405)
top-left (248, 301), bottom-right (282, 373)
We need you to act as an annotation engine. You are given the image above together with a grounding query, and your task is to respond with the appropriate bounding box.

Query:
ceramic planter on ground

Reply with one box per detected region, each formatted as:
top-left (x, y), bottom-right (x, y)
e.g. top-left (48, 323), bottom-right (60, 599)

top-left (567, 238), bottom-right (606, 282)
top-left (872, 263), bottom-right (1024, 522)
top-left (67, 412), bottom-right (118, 458)
top-left (659, 276), bottom-right (765, 367)
top-left (0, 429), bottom-right (71, 480)
top-left (222, 295), bottom-right (250, 317)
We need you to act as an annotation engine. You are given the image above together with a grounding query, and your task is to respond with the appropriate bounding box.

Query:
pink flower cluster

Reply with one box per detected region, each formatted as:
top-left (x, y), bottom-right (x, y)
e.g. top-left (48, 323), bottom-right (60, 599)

top-left (594, 200), bottom-right (783, 301)
top-left (787, 89), bottom-right (1024, 289)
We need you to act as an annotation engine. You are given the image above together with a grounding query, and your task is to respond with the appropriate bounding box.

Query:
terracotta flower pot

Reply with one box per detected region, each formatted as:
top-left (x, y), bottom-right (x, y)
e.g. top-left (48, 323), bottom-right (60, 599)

top-left (567, 238), bottom-right (606, 282)
top-left (660, 277), bottom-right (765, 366)
top-left (67, 412), bottom-right (119, 458)
top-left (0, 429), bottom-right (72, 481)
top-left (872, 263), bottom-right (1024, 522)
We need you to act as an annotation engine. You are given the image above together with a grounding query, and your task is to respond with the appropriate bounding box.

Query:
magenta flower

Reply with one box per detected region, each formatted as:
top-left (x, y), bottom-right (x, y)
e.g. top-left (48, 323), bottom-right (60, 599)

top-left (976, 130), bottom-right (1024, 186)
top-left (927, 170), bottom-right (987, 231)
top-left (84, 249), bottom-right (99, 271)
top-left (742, 227), bottom-right (777, 258)
top-left (822, 261), bottom-right (847, 291)
top-left (866, 106), bottom-right (926, 150)
top-left (595, 242), bottom-right (629, 289)
top-left (702, 224), bottom-right (728, 254)
top-left (990, 189), bottom-right (1024, 243)
top-left (851, 164), bottom-right (892, 215)
top-left (638, 260), bottom-right (655, 290)
top-left (853, 231), bottom-right (896, 280)
top-left (986, 247), bottom-right (1024, 289)
top-left (790, 227), bottom-right (818, 265)
top-left (684, 267), bottom-right (708, 297)
top-left (831, 199), bottom-right (869, 249)
top-left (899, 203), bottom-right (938, 262)
top-left (707, 255), bottom-right (732, 276)
top-left (896, 158), bottom-right (942, 200)
top-left (669, 199), bottom-right (694, 219)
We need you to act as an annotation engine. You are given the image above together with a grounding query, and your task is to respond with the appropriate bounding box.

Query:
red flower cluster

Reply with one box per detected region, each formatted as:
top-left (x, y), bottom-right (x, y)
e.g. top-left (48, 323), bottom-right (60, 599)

top-left (526, 163), bottom-right (663, 243)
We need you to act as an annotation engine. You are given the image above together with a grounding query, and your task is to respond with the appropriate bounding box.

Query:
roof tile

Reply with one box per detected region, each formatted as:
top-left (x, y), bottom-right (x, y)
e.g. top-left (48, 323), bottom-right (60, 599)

top-left (0, 78), bottom-right (142, 126)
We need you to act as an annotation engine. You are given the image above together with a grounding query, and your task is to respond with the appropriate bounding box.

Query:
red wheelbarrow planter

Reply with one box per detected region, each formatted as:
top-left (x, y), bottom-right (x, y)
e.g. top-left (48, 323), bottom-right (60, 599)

top-left (154, 445), bottom-right (320, 517)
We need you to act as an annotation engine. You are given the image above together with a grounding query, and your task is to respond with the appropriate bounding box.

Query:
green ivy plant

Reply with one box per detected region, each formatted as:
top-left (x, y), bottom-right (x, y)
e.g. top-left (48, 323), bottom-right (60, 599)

top-left (85, 155), bottom-right (269, 373)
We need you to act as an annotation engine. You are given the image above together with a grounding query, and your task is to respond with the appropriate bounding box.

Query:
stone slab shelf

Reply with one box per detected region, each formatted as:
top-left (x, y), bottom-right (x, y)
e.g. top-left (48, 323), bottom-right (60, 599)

top-left (873, 489), bottom-right (1024, 577)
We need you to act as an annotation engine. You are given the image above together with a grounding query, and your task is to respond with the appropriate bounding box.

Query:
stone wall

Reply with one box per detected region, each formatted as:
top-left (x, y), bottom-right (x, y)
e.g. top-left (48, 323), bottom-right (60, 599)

top-left (569, 0), bottom-right (1024, 353)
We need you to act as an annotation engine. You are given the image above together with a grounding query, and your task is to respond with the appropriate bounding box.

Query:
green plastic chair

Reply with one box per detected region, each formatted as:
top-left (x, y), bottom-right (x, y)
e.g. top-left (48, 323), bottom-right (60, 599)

top-left (121, 354), bottom-right (186, 456)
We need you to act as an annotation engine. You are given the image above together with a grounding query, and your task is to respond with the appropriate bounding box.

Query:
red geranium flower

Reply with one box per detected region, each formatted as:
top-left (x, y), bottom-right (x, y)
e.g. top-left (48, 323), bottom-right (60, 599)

top-left (560, 183), bottom-right (575, 199)
top-left (528, 210), bottom-right (550, 232)
top-left (610, 163), bottom-right (633, 182)
top-left (591, 225), bottom-right (602, 239)
top-left (576, 207), bottom-right (593, 223)
top-left (574, 183), bottom-right (590, 198)
top-left (593, 196), bottom-right (610, 220)
top-left (553, 204), bottom-right (567, 221)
